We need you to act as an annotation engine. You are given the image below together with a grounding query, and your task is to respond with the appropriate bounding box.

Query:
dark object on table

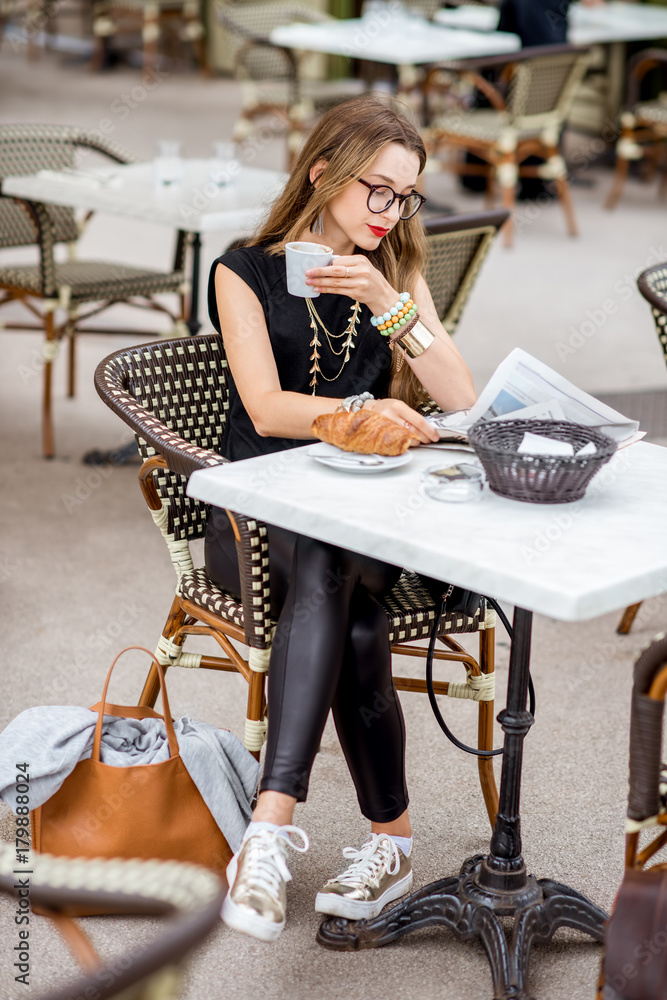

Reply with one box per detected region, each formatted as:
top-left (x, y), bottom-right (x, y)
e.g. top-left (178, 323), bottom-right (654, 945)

top-left (599, 633), bottom-right (667, 999)
top-left (498, 0), bottom-right (570, 48)
top-left (468, 419), bottom-right (616, 503)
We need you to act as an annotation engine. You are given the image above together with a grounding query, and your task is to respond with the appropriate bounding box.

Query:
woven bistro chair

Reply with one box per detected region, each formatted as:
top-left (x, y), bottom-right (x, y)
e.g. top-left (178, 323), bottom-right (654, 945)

top-left (216, 0), bottom-right (363, 166)
top-left (605, 49), bottom-right (667, 211)
top-left (94, 330), bottom-right (500, 827)
top-left (91, 0), bottom-right (206, 74)
top-left (0, 843), bottom-right (224, 998)
top-left (422, 209), bottom-right (509, 333)
top-left (422, 45), bottom-right (590, 246)
top-left (598, 633), bottom-right (667, 998)
top-left (0, 124), bottom-right (187, 458)
top-left (616, 262), bottom-right (667, 637)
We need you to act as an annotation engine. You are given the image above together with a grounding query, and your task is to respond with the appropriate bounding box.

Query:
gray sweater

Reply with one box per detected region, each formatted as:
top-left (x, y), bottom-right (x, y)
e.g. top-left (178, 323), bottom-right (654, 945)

top-left (0, 707), bottom-right (260, 852)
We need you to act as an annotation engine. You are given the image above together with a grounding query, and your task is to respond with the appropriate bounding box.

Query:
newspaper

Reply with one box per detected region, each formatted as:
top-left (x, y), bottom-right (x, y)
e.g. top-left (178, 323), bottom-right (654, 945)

top-left (426, 348), bottom-right (642, 446)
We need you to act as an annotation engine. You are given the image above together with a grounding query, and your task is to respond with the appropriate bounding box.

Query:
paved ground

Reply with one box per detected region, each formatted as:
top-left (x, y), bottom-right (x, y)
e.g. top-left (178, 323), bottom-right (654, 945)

top-left (1, 42), bottom-right (666, 1000)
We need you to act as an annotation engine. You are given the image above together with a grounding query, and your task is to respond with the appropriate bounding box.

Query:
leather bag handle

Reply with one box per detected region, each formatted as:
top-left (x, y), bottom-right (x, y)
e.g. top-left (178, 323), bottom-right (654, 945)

top-left (92, 646), bottom-right (179, 761)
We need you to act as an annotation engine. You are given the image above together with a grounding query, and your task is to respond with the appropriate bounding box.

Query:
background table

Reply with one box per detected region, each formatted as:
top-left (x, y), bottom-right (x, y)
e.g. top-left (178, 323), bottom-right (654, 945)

top-left (434, 2), bottom-right (667, 45)
top-left (2, 160), bottom-right (287, 334)
top-left (270, 18), bottom-right (520, 66)
top-left (189, 439), bottom-right (667, 998)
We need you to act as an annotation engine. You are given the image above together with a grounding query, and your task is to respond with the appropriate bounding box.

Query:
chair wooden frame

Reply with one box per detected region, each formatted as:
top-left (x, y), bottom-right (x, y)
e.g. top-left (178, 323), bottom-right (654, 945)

top-left (615, 262), bottom-right (667, 635)
top-left (623, 633), bottom-right (667, 876)
top-left (422, 45), bottom-right (590, 247)
top-left (605, 48), bottom-right (667, 211)
top-left (90, 0), bottom-right (207, 74)
top-left (0, 124), bottom-right (188, 458)
top-left (0, 844), bottom-right (224, 999)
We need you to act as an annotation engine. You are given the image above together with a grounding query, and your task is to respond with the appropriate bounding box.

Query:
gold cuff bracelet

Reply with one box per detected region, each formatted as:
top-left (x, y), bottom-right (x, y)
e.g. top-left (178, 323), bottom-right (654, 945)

top-left (396, 319), bottom-right (436, 359)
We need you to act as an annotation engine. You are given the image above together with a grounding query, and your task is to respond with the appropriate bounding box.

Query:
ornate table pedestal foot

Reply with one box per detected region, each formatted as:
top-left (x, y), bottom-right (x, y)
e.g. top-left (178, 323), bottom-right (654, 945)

top-left (317, 858), bottom-right (607, 1000)
top-left (318, 608), bottom-right (608, 999)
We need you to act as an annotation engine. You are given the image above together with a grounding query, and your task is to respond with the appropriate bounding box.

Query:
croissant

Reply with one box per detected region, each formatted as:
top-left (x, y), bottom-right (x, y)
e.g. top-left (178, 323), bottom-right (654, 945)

top-left (311, 410), bottom-right (420, 456)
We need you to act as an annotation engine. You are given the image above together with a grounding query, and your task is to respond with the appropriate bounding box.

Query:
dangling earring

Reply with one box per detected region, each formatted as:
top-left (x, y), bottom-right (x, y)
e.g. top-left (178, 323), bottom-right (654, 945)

top-left (310, 211), bottom-right (324, 236)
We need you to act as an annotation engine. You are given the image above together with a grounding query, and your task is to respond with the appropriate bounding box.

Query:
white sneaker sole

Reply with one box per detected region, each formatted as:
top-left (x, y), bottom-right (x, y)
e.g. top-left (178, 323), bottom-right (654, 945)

top-left (221, 891), bottom-right (285, 942)
top-left (314, 870), bottom-right (413, 920)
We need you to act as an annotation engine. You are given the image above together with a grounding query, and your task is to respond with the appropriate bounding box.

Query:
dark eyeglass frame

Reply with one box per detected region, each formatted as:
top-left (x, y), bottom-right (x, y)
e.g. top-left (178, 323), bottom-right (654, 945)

top-left (357, 177), bottom-right (426, 220)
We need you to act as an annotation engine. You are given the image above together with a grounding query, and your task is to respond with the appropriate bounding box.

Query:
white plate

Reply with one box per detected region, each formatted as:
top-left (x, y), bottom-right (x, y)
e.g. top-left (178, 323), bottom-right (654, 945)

top-left (307, 442), bottom-right (412, 474)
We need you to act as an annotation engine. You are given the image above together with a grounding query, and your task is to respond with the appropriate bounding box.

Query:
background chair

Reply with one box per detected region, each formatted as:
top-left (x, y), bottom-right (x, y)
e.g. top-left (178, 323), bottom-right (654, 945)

top-left (0, 124), bottom-right (188, 457)
top-left (605, 48), bottom-right (667, 211)
top-left (616, 261), bottom-right (667, 636)
top-left (0, 843), bottom-right (224, 998)
top-left (422, 45), bottom-right (590, 246)
top-left (598, 633), bottom-right (667, 998)
top-left (422, 209), bottom-right (510, 330)
top-left (91, 0), bottom-right (206, 74)
top-left (216, 0), bottom-right (363, 165)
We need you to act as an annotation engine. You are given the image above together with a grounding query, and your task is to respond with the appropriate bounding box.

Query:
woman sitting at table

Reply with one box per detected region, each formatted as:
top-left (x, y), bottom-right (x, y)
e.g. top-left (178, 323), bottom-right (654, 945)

top-left (206, 93), bottom-right (476, 942)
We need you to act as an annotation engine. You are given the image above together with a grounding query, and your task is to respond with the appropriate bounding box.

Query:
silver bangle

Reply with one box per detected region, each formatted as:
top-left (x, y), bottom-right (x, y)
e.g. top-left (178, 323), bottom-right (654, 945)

top-left (337, 392), bottom-right (374, 413)
top-left (397, 319), bottom-right (436, 359)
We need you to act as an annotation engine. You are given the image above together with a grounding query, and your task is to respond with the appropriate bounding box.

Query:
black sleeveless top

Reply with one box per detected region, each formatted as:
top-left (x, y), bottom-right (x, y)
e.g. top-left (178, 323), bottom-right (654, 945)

top-left (207, 244), bottom-right (393, 461)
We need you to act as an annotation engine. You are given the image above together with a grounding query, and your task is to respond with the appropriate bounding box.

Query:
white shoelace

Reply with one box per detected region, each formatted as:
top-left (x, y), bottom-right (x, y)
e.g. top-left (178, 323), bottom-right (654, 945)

top-left (239, 825), bottom-right (309, 897)
top-left (334, 833), bottom-right (400, 887)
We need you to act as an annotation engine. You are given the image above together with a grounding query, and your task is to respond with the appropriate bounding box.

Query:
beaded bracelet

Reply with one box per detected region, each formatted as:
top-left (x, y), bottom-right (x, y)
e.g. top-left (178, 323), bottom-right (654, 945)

top-left (337, 392), bottom-right (374, 413)
top-left (371, 293), bottom-right (418, 337)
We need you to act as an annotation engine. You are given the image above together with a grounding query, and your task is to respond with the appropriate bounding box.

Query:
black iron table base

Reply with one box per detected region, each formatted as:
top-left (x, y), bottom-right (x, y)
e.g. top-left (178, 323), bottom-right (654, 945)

top-left (317, 608), bottom-right (608, 1000)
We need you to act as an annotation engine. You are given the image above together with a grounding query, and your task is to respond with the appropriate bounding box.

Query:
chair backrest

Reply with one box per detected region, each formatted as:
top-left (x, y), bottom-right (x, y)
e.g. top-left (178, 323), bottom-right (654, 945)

top-left (96, 334), bottom-right (229, 542)
top-left (0, 123), bottom-right (132, 250)
top-left (0, 844), bottom-right (224, 1000)
top-left (638, 262), bottom-right (667, 370)
top-left (505, 46), bottom-right (590, 132)
top-left (423, 209), bottom-right (509, 331)
top-left (217, 1), bottom-right (327, 80)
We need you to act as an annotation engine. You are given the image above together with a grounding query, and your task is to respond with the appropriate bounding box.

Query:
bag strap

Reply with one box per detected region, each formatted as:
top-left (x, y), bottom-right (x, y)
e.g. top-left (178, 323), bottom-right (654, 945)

top-left (92, 646), bottom-right (179, 761)
top-left (42, 910), bottom-right (102, 972)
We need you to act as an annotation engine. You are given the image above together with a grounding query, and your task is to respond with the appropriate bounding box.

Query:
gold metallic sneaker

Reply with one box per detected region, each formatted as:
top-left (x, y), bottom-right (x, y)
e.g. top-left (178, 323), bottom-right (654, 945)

top-left (222, 825), bottom-right (309, 941)
top-left (315, 833), bottom-right (413, 920)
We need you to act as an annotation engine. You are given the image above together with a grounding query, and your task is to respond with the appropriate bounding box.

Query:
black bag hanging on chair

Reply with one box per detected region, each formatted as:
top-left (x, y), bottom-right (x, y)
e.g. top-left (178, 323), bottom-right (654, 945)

top-left (426, 591), bottom-right (536, 757)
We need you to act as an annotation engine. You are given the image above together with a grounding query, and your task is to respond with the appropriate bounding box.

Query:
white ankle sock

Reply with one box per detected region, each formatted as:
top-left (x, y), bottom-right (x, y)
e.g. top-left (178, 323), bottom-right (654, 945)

top-left (244, 820), bottom-right (279, 840)
top-left (388, 834), bottom-right (413, 857)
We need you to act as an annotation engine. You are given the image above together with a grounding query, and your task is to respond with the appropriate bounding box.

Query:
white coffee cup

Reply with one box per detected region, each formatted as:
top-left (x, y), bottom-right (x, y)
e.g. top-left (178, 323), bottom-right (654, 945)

top-left (285, 241), bottom-right (334, 297)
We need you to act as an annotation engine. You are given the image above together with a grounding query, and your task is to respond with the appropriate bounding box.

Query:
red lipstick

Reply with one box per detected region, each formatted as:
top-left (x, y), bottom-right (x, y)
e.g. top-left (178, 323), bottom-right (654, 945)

top-left (368, 225), bottom-right (389, 237)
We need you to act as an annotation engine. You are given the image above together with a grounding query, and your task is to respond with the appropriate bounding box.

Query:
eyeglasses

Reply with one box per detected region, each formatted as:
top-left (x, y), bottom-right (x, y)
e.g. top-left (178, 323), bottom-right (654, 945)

top-left (357, 178), bottom-right (426, 220)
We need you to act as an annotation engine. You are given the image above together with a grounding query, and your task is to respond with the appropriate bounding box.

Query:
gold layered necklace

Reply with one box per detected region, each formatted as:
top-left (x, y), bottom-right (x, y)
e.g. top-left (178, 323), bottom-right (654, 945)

top-left (306, 297), bottom-right (361, 394)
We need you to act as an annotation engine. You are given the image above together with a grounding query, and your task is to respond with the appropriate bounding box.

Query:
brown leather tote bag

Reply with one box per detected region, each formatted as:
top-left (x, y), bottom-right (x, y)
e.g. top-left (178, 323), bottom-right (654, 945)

top-left (31, 646), bottom-right (232, 914)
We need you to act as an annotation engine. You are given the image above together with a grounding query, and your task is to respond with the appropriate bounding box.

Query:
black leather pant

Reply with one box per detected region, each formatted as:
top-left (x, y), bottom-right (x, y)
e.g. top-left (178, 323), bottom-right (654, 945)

top-left (204, 507), bottom-right (409, 822)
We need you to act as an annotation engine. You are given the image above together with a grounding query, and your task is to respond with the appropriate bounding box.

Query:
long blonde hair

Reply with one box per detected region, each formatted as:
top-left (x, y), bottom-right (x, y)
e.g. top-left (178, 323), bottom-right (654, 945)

top-left (250, 94), bottom-right (429, 408)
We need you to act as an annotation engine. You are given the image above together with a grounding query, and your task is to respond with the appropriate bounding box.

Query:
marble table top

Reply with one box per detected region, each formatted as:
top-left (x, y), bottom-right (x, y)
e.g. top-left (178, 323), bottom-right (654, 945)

top-left (2, 161), bottom-right (287, 234)
top-left (270, 17), bottom-right (520, 65)
top-left (188, 441), bottom-right (667, 623)
top-left (434, 2), bottom-right (667, 46)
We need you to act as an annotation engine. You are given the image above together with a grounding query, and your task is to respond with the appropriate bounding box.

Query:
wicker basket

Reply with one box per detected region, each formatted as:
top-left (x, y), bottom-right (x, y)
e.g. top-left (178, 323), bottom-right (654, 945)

top-left (468, 419), bottom-right (617, 504)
